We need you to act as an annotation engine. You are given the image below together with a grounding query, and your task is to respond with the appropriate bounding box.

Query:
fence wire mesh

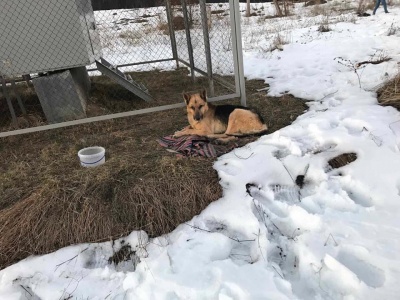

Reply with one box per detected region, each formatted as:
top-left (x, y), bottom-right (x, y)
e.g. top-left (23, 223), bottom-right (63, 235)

top-left (0, 0), bottom-right (242, 134)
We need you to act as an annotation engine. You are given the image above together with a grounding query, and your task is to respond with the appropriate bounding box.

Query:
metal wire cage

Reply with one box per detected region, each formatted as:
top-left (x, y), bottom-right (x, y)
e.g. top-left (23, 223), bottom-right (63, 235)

top-left (0, 0), bottom-right (245, 137)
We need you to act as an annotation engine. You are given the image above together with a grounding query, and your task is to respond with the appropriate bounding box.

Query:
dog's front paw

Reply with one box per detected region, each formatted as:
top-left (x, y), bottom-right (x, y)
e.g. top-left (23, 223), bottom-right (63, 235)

top-left (214, 136), bottom-right (238, 144)
top-left (173, 131), bottom-right (185, 138)
top-left (173, 126), bottom-right (192, 138)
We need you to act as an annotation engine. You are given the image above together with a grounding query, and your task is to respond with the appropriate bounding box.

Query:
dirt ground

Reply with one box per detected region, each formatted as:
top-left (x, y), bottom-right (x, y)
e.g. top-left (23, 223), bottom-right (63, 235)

top-left (0, 69), bottom-right (308, 269)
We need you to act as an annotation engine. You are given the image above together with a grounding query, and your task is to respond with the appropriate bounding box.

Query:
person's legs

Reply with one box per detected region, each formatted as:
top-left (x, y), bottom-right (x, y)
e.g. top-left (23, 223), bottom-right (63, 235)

top-left (382, 0), bottom-right (389, 13)
top-left (373, 0), bottom-right (381, 14)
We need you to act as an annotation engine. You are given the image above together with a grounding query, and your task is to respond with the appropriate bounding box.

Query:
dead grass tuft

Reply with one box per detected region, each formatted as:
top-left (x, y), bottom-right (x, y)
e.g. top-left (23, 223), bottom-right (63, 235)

top-left (328, 153), bottom-right (357, 169)
top-left (0, 134), bottom-right (221, 269)
top-left (211, 9), bottom-right (226, 15)
top-left (318, 23), bottom-right (331, 32)
top-left (118, 30), bottom-right (144, 45)
top-left (108, 244), bottom-right (135, 265)
top-left (171, 16), bottom-right (186, 30)
top-left (305, 0), bottom-right (328, 7)
top-left (377, 72), bottom-right (400, 110)
top-left (267, 33), bottom-right (290, 52)
top-left (309, 5), bottom-right (326, 17)
top-left (158, 16), bottom-right (186, 34)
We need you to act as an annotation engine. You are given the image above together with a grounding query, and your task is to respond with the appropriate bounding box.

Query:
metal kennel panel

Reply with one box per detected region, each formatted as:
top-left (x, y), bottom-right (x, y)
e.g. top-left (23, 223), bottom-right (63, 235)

top-left (0, 0), bottom-right (246, 137)
top-left (173, 0), bottom-right (245, 102)
top-left (91, 0), bottom-right (245, 103)
top-left (91, 4), bottom-right (176, 70)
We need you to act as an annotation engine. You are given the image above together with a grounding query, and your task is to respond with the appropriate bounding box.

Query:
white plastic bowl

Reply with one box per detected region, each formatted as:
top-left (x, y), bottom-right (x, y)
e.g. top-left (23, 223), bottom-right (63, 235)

top-left (78, 146), bottom-right (106, 167)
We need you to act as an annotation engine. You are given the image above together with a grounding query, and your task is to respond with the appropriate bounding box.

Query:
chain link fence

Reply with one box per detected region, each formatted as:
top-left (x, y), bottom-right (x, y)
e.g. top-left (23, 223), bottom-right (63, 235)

top-left (0, 0), bottom-right (245, 136)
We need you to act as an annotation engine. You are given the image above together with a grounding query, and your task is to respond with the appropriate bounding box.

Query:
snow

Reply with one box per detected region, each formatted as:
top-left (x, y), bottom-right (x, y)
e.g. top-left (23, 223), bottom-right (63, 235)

top-left (2, 2), bottom-right (400, 299)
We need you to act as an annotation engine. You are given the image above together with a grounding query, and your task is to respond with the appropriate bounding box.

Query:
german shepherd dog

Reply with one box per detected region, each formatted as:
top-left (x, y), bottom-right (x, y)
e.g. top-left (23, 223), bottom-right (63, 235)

top-left (174, 89), bottom-right (268, 142)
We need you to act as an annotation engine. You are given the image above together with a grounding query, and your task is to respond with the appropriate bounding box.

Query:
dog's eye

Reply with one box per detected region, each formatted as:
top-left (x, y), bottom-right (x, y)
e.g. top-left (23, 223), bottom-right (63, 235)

top-left (190, 106), bottom-right (195, 110)
top-left (199, 105), bottom-right (204, 109)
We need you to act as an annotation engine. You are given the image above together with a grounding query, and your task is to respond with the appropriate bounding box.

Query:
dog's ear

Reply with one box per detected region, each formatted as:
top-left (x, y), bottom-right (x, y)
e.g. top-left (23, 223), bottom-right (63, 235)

top-left (200, 89), bottom-right (207, 102)
top-left (183, 92), bottom-right (191, 105)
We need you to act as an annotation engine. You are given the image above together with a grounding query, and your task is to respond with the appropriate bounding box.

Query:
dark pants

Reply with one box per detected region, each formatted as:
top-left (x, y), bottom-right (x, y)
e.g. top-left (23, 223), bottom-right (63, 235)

top-left (373, 0), bottom-right (389, 14)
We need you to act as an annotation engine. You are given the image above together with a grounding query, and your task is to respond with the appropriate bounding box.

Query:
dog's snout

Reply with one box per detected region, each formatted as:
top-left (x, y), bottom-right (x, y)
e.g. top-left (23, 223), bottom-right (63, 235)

top-left (194, 113), bottom-right (202, 121)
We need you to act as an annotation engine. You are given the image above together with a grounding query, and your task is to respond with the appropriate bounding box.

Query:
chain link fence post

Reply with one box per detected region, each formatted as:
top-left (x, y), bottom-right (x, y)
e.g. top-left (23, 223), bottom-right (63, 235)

top-left (199, 0), bottom-right (214, 97)
top-left (165, 0), bottom-right (179, 69)
top-left (181, 0), bottom-right (196, 82)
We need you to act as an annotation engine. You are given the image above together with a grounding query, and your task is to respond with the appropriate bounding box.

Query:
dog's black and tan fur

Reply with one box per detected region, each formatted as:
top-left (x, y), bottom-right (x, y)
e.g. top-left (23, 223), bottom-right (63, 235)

top-left (174, 89), bottom-right (268, 142)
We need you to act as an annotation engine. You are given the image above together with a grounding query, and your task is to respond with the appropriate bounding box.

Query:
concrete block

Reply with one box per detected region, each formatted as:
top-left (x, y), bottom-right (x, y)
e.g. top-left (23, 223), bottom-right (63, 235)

top-left (32, 68), bottom-right (88, 123)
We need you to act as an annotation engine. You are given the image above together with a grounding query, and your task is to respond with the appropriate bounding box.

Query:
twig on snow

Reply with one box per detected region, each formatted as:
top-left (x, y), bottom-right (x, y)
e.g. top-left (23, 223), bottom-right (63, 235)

top-left (233, 150), bottom-right (254, 160)
top-left (255, 229), bottom-right (266, 262)
top-left (324, 233), bottom-right (338, 246)
top-left (55, 247), bottom-right (89, 271)
top-left (184, 223), bottom-right (255, 243)
top-left (355, 57), bottom-right (391, 68)
top-left (19, 285), bottom-right (32, 297)
top-left (272, 265), bottom-right (284, 279)
top-left (317, 90), bottom-right (338, 102)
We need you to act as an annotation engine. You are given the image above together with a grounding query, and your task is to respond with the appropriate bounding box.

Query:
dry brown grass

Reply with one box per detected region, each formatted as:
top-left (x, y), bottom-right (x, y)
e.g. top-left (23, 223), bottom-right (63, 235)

top-left (211, 9), bottom-right (226, 15)
top-left (328, 153), bottom-right (357, 169)
top-left (377, 72), bottom-right (400, 110)
top-left (118, 30), bottom-right (144, 45)
top-left (305, 0), bottom-right (328, 7)
top-left (0, 70), bottom-right (307, 270)
top-left (158, 16), bottom-right (186, 34)
top-left (0, 117), bottom-right (221, 269)
top-left (267, 33), bottom-right (290, 52)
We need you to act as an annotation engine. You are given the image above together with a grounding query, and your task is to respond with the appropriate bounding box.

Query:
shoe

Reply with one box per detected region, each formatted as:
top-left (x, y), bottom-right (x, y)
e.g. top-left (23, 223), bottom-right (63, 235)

top-left (385, 11), bottom-right (389, 13)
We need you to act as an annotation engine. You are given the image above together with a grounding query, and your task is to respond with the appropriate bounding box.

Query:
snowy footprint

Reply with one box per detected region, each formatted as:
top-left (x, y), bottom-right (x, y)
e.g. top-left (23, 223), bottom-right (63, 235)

top-left (271, 184), bottom-right (301, 204)
top-left (81, 245), bottom-right (110, 269)
top-left (214, 159), bottom-right (243, 177)
top-left (336, 246), bottom-right (385, 288)
top-left (397, 180), bottom-right (400, 197)
top-left (202, 219), bottom-right (259, 265)
top-left (342, 118), bottom-right (369, 136)
top-left (319, 254), bottom-right (361, 296)
top-left (272, 147), bottom-right (291, 160)
top-left (308, 142), bottom-right (337, 155)
top-left (218, 282), bottom-right (248, 299)
top-left (247, 183), bottom-right (300, 206)
top-left (247, 184), bottom-right (291, 218)
top-left (340, 178), bottom-right (375, 208)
